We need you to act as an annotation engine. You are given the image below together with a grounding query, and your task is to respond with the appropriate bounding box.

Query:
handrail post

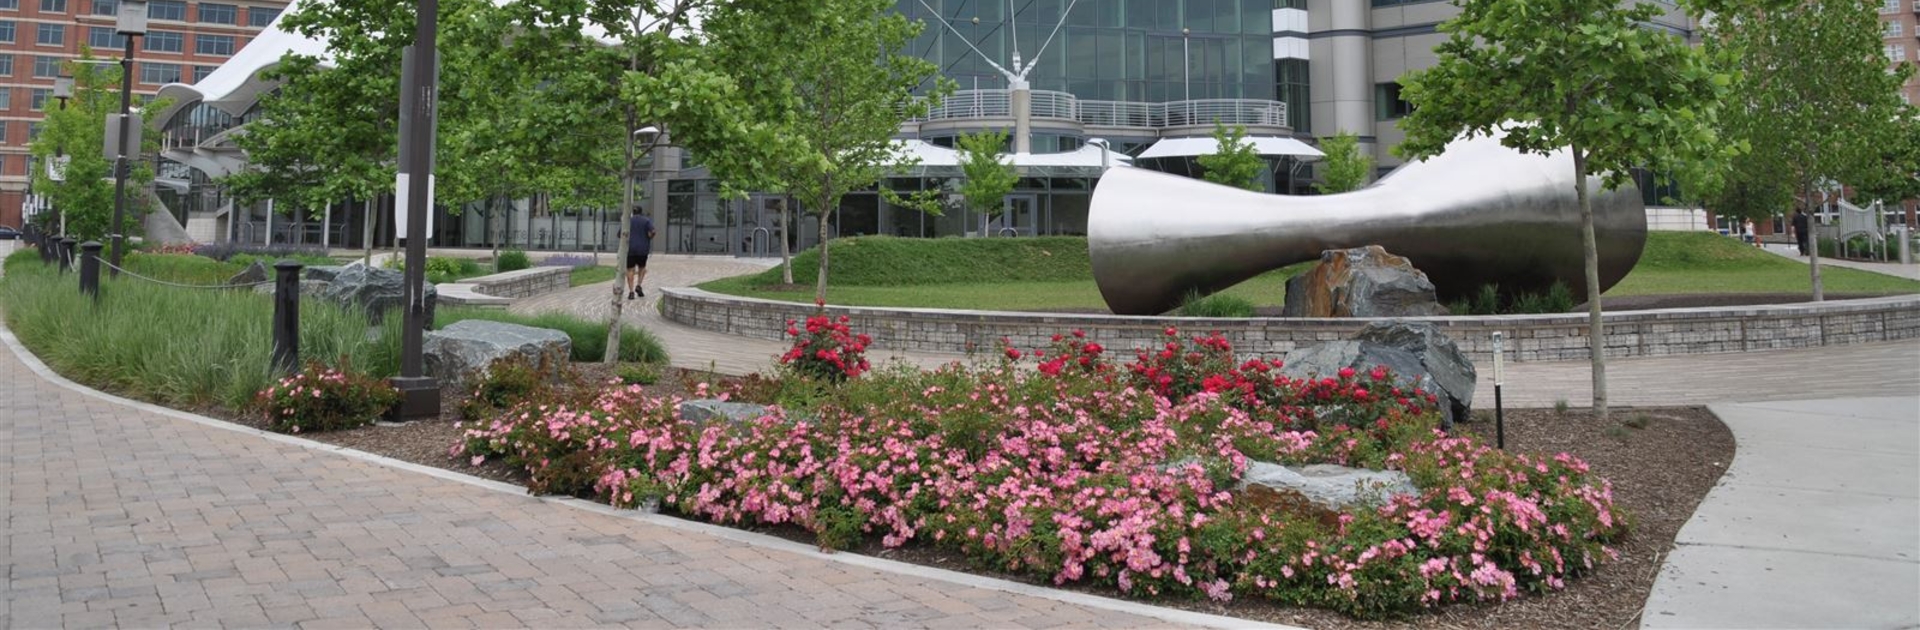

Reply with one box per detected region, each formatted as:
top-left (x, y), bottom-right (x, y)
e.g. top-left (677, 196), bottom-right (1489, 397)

top-left (79, 241), bottom-right (102, 301)
top-left (272, 259), bottom-right (304, 374)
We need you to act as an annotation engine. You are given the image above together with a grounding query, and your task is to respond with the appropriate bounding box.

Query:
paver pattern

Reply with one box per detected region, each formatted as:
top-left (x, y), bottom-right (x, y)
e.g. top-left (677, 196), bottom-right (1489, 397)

top-left (0, 336), bottom-right (1190, 628)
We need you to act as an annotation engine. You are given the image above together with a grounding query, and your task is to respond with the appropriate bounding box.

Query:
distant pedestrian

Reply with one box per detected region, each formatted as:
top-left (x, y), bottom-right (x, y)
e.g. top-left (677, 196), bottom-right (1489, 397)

top-left (1743, 219), bottom-right (1757, 247)
top-left (1793, 209), bottom-right (1811, 256)
top-left (626, 210), bottom-right (656, 300)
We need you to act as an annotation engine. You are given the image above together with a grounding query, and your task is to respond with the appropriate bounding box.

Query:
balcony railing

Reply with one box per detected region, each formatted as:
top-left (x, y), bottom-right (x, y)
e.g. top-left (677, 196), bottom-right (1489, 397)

top-left (911, 88), bottom-right (1288, 130)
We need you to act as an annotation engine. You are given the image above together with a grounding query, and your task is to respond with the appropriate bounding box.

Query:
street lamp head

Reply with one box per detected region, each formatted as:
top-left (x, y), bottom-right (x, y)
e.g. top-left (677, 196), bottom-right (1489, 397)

top-left (52, 75), bottom-right (73, 100)
top-left (116, 0), bottom-right (149, 36)
top-left (633, 125), bottom-right (661, 146)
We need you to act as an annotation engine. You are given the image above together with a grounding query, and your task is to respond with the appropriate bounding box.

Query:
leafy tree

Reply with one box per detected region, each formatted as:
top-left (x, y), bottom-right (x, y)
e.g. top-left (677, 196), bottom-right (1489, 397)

top-left (1197, 121), bottom-right (1264, 191)
top-left (1853, 112), bottom-right (1920, 207)
top-left (1313, 131), bottom-right (1373, 193)
top-left (28, 52), bottom-right (161, 242)
top-left (1696, 1), bottom-right (1911, 300)
top-left (1394, 0), bottom-right (1733, 420)
top-left (709, 0), bottom-right (945, 301)
top-left (956, 130), bottom-right (1018, 236)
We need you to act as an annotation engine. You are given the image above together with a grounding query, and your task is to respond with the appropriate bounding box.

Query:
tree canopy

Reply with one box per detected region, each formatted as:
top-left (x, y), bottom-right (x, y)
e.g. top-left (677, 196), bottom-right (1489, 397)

top-left (956, 129), bottom-right (1018, 232)
top-left (1313, 131), bottom-right (1372, 194)
top-left (1395, 0), bottom-right (1733, 419)
top-left (1197, 122), bottom-right (1264, 191)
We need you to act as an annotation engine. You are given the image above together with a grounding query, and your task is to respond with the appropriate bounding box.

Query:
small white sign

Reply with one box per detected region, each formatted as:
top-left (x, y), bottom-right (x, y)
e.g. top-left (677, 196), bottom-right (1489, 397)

top-left (393, 173), bottom-right (436, 240)
top-left (47, 155), bottom-right (70, 182)
top-left (1491, 332), bottom-right (1505, 386)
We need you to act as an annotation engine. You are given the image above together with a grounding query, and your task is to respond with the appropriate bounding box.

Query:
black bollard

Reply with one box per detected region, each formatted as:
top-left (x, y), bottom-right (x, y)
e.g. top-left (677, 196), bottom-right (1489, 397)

top-left (79, 241), bottom-right (103, 300)
top-left (57, 238), bottom-right (75, 273)
top-left (272, 259), bottom-right (304, 374)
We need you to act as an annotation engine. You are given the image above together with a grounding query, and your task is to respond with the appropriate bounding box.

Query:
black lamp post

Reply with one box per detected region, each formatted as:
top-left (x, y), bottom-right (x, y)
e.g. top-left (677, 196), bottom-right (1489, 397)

top-left (47, 74), bottom-right (72, 235)
top-left (389, 0), bottom-right (442, 420)
top-left (108, 0), bottom-right (148, 278)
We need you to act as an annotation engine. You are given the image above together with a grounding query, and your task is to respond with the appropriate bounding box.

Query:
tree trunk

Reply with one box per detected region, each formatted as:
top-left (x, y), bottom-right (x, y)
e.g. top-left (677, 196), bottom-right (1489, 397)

top-left (489, 195), bottom-right (501, 262)
top-left (361, 195), bottom-right (373, 267)
top-left (1573, 145), bottom-right (1609, 421)
top-left (814, 212), bottom-right (831, 302)
top-left (604, 86), bottom-right (638, 365)
top-left (1805, 180), bottom-right (1824, 301)
top-left (780, 195), bottom-right (794, 285)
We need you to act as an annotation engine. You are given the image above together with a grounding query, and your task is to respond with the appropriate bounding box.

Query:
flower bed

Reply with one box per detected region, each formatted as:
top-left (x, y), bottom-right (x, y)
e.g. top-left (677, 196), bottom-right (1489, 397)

top-left (456, 328), bottom-right (1627, 619)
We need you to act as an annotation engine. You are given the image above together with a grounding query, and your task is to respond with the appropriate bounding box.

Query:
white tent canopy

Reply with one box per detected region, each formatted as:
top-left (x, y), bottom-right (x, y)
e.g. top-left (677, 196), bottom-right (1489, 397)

top-left (891, 140), bottom-right (1130, 171)
top-left (1136, 136), bottom-right (1324, 160)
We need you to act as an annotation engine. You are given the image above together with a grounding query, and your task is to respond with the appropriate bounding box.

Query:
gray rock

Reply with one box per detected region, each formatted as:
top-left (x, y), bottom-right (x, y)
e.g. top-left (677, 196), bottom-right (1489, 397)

top-left (1282, 246), bottom-right (1450, 318)
top-left (422, 320), bottom-right (570, 385)
top-left (226, 260), bottom-right (268, 286)
top-left (251, 279), bottom-right (331, 297)
top-left (677, 400), bottom-right (774, 426)
top-left (1239, 461), bottom-right (1419, 512)
top-left (315, 264), bottom-right (437, 325)
top-left (1280, 321), bottom-right (1477, 429)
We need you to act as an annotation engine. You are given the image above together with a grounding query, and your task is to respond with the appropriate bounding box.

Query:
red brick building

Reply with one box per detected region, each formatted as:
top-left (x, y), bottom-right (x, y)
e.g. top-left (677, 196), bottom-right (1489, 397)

top-left (0, 0), bottom-right (288, 228)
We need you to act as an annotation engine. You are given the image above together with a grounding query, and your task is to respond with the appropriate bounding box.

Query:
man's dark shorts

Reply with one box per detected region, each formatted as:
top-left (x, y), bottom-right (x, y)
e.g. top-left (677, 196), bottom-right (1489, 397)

top-left (627, 253), bottom-right (649, 270)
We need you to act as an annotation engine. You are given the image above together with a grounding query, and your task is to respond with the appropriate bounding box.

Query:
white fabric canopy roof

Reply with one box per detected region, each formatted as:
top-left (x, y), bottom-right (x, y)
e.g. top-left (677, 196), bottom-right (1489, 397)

top-left (891, 140), bottom-right (1131, 169)
top-left (1136, 136), bottom-right (1324, 160)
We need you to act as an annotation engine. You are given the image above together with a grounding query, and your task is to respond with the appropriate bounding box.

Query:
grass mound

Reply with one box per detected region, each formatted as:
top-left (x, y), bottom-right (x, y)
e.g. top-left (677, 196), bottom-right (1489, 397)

top-left (738, 236), bottom-right (1093, 286)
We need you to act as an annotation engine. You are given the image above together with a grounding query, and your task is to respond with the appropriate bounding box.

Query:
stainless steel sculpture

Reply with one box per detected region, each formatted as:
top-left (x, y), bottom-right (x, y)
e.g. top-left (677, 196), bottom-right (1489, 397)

top-left (1089, 134), bottom-right (1647, 315)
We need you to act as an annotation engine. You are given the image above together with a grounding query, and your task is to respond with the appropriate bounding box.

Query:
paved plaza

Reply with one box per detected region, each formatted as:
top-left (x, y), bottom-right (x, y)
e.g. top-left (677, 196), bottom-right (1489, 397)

top-left (2, 249), bottom-right (1917, 628)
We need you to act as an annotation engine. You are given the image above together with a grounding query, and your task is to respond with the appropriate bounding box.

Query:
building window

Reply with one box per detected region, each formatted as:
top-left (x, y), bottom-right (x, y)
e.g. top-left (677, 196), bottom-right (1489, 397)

top-left (1889, 21), bottom-right (1904, 37)
top-left (0, 0), bottom-right (16, 10)
top-left (194, 33), bottom-right (232, 55)
top-left (1889, 44), bottom-right (1907, 62)
top-left (32, 54), bottom-right (59, 77)
top-left (91, 0), bottom-right (112, 14)
top-left (1276, 58), bottom-right (1309, 131)
top-left (0, 20), bottom-right (14, 43)
top-left (146, 0), bottom-right (182, 20)
top-left (0, 54), bottom-right (13, 76)
top-left (35, 22), bottom-right (62, 45)
top-left (190, 64), bottom-right (212, 82)
top-left (144, 30), bottom-right (183, 52)
top-left (139, 61), bottom-right (179, 84)
top-left (1885, 0), bottom-right (1902, 13)
top-left (198, 2), bottom-right (232, 23)
top-left (0, 122), bottom-right (8, 144)
top-left (246, 5), bottom-right (276, 26)
top-left (88, 25), bottom-right (129, 49)
top-left (38, 0), bottom-right (64, 12)
top-left (1375, 82), bottom-right (1414, 120)
top-left (0, 87), bottom-right (10, 110)
top-left (30, 87), bottom-right (48, 109)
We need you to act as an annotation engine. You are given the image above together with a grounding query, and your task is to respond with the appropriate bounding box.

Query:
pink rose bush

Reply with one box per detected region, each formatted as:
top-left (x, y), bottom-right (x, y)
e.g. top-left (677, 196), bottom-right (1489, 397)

top-left (457, 328), bottom-right (1627, 618)
top-left (779, 303), bottom-right (872, 381)
top-left (256, 362), bottom-right (400, 433)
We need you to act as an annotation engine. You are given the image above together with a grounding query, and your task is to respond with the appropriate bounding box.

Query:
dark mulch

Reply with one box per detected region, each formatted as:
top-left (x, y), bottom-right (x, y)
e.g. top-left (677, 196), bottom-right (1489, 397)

top-left (201, 366), bottom-right (1732, 630)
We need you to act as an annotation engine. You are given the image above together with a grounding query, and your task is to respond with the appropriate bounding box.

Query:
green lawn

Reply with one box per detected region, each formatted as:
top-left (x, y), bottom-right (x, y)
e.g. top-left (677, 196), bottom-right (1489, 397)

top-left (570, 265), bottom-right (620, 287)
top-left (699, 232), bottom-right (1919, 312)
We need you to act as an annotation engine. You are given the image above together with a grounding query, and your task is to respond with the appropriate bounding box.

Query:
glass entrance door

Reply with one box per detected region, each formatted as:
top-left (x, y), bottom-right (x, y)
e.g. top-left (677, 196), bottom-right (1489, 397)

top-left (993, 194), bottom-right (1039, 237)
top-left (739, 195), bottom-right (788, 257)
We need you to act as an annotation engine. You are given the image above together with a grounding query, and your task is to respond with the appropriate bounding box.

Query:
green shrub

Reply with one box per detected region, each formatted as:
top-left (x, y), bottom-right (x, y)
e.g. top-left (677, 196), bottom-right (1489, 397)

top-left (385, 256), bottom-right (486, 284)
top-left (0, 260), bottom-right (397, 409)
top-left (616, 362), bottom-right (661, 385)
top-left (1451, 282), bottom-right (1573, 315)
top-left (436, 307), bottom-right (669, 363)
top-left (256, 362), bottom-right (400, 433)
top-left (1174, 290), bottom-right (1257, 317)
top-left (496, 250), bottom-right (532, 272)
top-left (457, 354), bottom-right (556, 420)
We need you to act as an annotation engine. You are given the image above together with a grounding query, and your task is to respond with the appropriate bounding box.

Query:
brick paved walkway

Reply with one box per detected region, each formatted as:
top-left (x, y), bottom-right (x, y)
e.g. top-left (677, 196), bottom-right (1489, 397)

top-left (0, 328), bottom-right (1263, 628)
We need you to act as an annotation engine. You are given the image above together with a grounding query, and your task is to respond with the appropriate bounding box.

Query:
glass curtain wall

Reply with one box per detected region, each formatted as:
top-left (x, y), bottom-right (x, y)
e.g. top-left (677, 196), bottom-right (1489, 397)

top-left (896, 0), bottom-right (1275, 101)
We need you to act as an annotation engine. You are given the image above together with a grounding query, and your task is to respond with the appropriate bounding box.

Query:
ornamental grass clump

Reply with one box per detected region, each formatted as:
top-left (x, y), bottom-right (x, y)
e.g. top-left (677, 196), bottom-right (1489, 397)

top-left (256, 362), bottom-right (400, 433)
top-left (457, 325), bottom-right (1629, 619)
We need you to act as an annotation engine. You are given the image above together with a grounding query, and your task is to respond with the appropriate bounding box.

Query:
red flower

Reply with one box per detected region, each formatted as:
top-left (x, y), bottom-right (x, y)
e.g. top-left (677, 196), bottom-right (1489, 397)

top-left (1005, 348), bottom-right (1023, 361)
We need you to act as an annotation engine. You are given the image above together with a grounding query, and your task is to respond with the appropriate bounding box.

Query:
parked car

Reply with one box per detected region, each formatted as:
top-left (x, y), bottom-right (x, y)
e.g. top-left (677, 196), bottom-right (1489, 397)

top-left (0, 225), bottom-right (19, 240)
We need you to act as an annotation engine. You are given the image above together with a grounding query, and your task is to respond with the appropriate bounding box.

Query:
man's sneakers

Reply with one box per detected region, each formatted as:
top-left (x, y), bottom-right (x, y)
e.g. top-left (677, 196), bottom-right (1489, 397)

top-left (627, 290), bottom-right (636, 300)
top-left (627, 288), bottom-right (646, 300)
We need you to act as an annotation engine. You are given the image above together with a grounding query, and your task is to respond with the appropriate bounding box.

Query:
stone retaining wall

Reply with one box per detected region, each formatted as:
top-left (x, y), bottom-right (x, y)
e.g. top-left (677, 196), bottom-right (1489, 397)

top-left (661, 288), bottom-right (1920, 363)
top-left (468, 267), bottom-right (571, 300)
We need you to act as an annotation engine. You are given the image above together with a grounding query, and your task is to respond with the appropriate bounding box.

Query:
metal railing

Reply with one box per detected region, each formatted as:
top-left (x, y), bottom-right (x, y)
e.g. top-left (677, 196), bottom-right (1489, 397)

top-left (912, 88), bottom-right (1288, 129)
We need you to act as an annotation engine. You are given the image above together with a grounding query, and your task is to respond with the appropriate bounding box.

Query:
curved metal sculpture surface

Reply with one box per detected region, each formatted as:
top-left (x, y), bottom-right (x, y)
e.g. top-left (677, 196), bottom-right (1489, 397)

top-left (1089, 134), bottom-right (1648, 315)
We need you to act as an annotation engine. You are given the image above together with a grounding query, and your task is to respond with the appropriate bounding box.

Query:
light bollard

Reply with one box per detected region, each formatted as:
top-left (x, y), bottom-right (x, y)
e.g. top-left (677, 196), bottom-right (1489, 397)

top-left (271, 260), bottom-right (303, 374)
top-left (1492, 331), bottom-right (1507, 450)
top-left (57, 238), bottom-right (75, 274)
top-left (78, 241), bottom-right (102, 301)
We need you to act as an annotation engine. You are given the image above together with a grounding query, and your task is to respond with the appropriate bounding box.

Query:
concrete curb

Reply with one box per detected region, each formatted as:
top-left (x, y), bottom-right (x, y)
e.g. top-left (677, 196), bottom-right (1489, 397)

top-left (0, 323), bottom-right (1301, 630)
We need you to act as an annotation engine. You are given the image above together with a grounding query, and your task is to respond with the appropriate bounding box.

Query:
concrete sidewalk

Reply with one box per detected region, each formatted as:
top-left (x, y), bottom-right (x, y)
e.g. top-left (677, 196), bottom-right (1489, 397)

top-left (1758, 242), bottom-right (1920, 281)
top-left (1641, 396), bottom-right (1920, 629)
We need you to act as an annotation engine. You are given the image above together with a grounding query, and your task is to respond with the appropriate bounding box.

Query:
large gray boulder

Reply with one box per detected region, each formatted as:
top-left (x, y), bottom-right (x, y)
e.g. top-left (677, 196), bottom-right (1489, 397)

top-left (1238, 461), bottom-right (1419, 514)
top-left (310, 265), bottom-right (438, 325)
top-left (226, 260), bottom-right (268, 287)
top-left (423, 320), bottom-right (570, 385)
top-left (1282, 246), bottom-right (1449, 318)
top-left (1280, 321), bottom-right (1476, 429)
top-left (677, 400), bottom-right (774, 426)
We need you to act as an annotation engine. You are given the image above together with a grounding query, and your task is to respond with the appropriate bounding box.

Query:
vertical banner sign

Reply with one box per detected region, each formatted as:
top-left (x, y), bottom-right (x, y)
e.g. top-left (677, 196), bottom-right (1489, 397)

top-left (395, 44), bottom-right (439, 239)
